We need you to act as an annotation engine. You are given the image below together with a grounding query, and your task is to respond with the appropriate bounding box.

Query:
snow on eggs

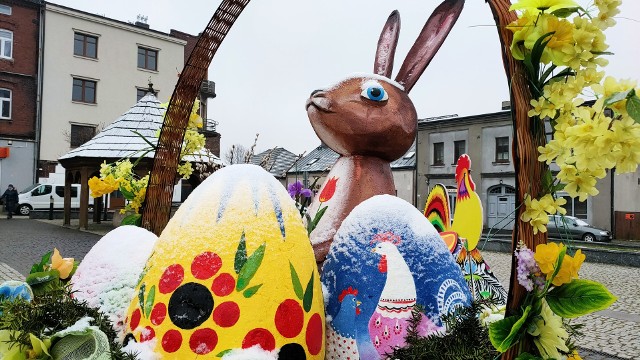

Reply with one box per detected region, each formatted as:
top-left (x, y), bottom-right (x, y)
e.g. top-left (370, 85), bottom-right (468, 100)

top-left (71, 225), bottom-right (157, 339)
top-left (124, 164), bottom-right (325, 359)
top-left (321, 195), bottom-right (471, 359)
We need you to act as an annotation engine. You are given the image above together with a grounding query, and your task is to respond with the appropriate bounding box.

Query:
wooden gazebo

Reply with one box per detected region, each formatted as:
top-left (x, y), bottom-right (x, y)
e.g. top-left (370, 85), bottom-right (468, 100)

top-left (58, 91), bottom-right (222, 229)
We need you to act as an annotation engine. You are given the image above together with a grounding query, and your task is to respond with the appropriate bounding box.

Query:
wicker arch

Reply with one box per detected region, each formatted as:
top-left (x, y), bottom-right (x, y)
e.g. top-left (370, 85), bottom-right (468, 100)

top-left (141, 0), bottom-right (251, 235)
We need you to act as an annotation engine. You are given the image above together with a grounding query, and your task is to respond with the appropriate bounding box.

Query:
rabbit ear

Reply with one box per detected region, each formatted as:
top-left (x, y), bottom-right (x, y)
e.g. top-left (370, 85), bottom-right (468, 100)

top-left (374, 10), bottom-right (401, 78)
top-left (395, 0), bottom-right (465, 93)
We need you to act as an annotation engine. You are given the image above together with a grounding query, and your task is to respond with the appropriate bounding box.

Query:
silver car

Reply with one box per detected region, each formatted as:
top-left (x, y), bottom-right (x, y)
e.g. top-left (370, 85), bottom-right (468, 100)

top-left (547, 215), bottom-right (612, 242)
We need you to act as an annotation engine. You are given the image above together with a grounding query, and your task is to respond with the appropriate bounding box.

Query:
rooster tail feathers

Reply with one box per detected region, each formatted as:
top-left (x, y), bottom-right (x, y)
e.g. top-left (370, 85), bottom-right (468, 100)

top-left (424, 184), bottom-right (451, 232)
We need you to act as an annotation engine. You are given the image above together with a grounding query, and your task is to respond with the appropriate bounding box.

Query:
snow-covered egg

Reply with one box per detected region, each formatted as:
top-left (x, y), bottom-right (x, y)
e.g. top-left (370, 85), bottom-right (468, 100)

top-left (321, 195), bottom-right (471, 360)
top-left (124, 164), bottom-right (324, 359)
top-left (71, 225), bottom-right (157, 339)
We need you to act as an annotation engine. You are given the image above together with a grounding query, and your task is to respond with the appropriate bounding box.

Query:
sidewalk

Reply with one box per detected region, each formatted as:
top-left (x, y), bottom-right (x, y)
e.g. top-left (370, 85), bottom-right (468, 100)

top-left (35, 218), bottom-right (115, 237)
top-left (0, 262), bottom-right (23, 282)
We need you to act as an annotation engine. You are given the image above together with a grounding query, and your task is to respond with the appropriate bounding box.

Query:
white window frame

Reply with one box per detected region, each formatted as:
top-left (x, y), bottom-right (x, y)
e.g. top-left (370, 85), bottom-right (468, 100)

top-left (0, 29), bottom-right (13, 59)
top-left (0, 5), bottom-right (11, 15)
top-left (0, 88), bottom-right (11, 119)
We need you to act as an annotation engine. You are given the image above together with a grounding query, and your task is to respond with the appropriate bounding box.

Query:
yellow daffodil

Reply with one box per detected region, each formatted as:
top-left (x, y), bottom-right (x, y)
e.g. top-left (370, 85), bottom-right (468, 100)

top-left (529, 299), bottom-right (570, 359)
top-left (524, 15), bottom-right (575, 65)
top-left (50, 248), bottom-right (74, 280)
top-left (88, 176), bottom-right (105, 198)
top-left (535, 243), bottom-right (584, 286)
top-left (567, 349), bottom-right (583, 360)
top-left (552, 260), bottom-right (573, 285)
top-left (508, 11), bottom-right (537, 60)
top-left (510, 0), bottom-right (578, 14)
top-left (534, 242), bottom-right (564, 275)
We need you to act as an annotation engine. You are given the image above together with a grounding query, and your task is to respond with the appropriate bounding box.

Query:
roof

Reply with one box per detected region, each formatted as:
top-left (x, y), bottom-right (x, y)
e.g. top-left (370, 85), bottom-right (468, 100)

top-left (45, 2), bottom-right (189, 42)
top-left (250, 147), bottom-right (299, 178)
top-left (288, 142), bottom-right (416, 174)
top-left (58, 93), bottom-right (222, 165)
top-left (390, 142), bottom-right (416, 169)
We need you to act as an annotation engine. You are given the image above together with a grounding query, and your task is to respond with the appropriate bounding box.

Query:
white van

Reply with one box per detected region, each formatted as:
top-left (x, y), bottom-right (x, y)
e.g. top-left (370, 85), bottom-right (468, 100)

top-left (17, 183), bottom-right (91, 215)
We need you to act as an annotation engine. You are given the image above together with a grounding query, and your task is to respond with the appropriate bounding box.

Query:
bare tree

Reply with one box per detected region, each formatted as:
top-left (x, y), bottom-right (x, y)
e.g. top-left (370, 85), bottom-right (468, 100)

top-left (223, 134), bottom-right (260, 165)
top-left (224, 144), bottom-right (249, 164)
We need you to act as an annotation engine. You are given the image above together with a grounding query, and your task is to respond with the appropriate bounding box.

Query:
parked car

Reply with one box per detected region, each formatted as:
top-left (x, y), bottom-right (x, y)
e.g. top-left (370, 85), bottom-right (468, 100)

top-left (16, 183), bottom-right (92, 216)
top-left (547, 215), bottom-right (612, 242)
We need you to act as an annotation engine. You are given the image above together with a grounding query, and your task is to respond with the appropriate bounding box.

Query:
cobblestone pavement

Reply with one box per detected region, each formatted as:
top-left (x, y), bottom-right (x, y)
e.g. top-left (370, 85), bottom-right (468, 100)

top-left (0, 218), bottom-right (101, 278)
top-left (484, 251), bottom-right (640, 360)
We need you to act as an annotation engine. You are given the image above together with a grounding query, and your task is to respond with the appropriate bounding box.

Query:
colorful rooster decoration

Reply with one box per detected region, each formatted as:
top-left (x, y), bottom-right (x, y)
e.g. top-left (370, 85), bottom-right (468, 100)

top-left (368, 232), bottom-right (442, 357)
top-left (424, 154), bottom-right (507, 305)
top-left (326, 287), bottom-right (361, 359)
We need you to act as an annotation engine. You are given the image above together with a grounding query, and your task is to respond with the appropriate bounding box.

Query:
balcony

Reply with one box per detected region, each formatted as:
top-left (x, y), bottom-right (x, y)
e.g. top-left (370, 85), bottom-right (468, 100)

top-left (200, 80), bottom-right (216, 98)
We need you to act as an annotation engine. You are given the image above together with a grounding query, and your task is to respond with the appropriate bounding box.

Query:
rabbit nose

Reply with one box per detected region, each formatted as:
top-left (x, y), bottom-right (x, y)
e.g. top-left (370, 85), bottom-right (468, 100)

top-left (310, 89), bottom-right (323, 97)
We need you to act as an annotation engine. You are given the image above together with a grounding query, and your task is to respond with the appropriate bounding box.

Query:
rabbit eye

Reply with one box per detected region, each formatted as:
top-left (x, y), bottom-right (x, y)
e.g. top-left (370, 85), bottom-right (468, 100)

top-left (360, 81), bottom-right (388, 102)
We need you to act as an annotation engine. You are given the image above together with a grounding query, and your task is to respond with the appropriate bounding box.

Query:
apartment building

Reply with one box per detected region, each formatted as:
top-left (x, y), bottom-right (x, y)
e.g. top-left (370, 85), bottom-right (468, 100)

top-left (416, 108), bottom-right (612, 232)
top-left (0, 0), bottom-right (41, 190)
top-left (38, 3), bottom-right (187, 176)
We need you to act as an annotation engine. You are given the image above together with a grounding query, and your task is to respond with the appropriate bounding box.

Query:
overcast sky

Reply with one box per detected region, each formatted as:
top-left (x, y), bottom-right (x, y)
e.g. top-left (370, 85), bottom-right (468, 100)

top-left (53, 0), bottom-right (640, 156)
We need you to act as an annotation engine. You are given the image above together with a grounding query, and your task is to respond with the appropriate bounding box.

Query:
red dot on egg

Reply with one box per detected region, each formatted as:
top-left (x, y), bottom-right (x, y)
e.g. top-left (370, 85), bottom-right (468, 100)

top-left (140, 326), bottom-right (156, 342)
top-left (191, 252), bottom-right (223, 280)
top-left (189, 328), bottom-right (218, 355)
top-left (213, 301), bottom-right (240, 327)
top-left (211, 273), bottom-right (235, 297)
top-left (162, 330), bottom-right (182, 353)
top-left (159, 264), bottom-right (184, 294)
top-left (130, 308), bottom-right (141, 331)
top-left (242, 328), bottom-right (276, 351)
top-left (274, 299), bottom-right (304, 338)
top-left (150, 302), bottom-right (167, 325)
top-left (306, 313), bottom-right (323, 355)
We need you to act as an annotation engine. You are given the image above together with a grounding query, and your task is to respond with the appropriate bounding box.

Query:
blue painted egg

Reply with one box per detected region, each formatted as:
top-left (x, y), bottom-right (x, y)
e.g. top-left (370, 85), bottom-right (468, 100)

top-left (322, 195), bottom-right (471, 359)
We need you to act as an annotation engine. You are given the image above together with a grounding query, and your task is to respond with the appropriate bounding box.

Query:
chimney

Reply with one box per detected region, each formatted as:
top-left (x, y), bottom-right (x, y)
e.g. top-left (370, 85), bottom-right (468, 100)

top-left (135, 14), bottom-right (149, 29)
top-left (501, 101), bottom-right (511, 110)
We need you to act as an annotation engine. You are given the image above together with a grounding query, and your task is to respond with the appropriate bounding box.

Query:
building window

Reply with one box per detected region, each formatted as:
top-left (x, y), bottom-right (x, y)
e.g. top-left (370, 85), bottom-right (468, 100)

top-left (433, 142), bottom-right (444, 166)
top-left (137, 88), bottom-right (147, 101)
top-left (0, 5), bottom-right (11, 15)
top-left (72, 78), bottom-right (96, 103)
top-left (74, 33), bottom-right (98, 58)
top-left (0, 30), bottom-right (12, 59)
top-left (0, 88), bottom-right (11, 119)
top-left (137, 47), bottom-right (157, 71)
top-left (70, 124), bottom-right (96, 147)
top-left (495, 137), bottom-right (510, 163)
top-left (453, 140), bottom-right (466, 163)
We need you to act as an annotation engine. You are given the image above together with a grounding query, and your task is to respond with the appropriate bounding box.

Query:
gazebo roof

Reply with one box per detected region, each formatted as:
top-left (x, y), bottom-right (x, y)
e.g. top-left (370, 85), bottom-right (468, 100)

top-left (59, 92), bottom-right (222, 166)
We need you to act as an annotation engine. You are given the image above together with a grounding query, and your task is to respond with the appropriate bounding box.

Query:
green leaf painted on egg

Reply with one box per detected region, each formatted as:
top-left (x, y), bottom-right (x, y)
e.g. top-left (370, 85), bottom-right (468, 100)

top-left (138, 283), bottom-right (145, 316)
top-left (243, 284), bottom-right (263, 298)
top-left (234, 231), bottom-right (247, 275)
top-left (236, 243), bottom-right (266, 291)
top-left (216, 349), bottom-right (232, 358)
top-left (303, 270), bottom-right (314, 313)
top-left (290, 262), bottom-right (304, 300)
top-left (144, 285), bottom-right (156, 318)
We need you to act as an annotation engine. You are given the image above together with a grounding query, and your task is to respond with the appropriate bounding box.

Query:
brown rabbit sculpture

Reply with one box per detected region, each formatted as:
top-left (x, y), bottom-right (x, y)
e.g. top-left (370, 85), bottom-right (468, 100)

top-left (305, 0), bottom-right (465, 266)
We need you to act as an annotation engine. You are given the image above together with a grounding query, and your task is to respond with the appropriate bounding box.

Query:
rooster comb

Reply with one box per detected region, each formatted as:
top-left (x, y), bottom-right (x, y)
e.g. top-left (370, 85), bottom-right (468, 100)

top-left (338, 286), bottom-right (358, 302)
top-left (455, 154), bottom-right (471, 179)
top-left (370, 231), bottom-right (402, 246)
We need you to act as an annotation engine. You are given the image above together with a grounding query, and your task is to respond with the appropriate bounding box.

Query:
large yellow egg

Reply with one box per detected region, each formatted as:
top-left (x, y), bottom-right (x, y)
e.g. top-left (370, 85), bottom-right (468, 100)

top-left (124, 165), bottom-right (325, 359)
